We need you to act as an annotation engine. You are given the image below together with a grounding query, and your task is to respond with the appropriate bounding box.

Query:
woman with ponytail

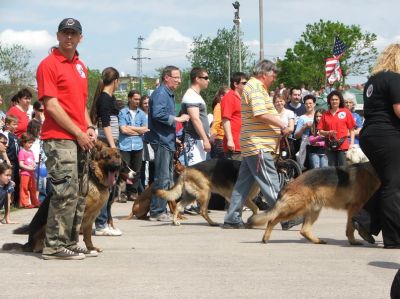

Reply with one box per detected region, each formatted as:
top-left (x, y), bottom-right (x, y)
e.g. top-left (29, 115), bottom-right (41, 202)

top-left (90, 67), bottom-right (122, 236)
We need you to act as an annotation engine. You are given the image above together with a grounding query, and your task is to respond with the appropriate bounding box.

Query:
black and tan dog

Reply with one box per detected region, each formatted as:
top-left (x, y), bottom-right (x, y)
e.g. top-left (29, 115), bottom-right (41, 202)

top-left (2, 140), bottom-right (122, 253)
top-left (248, 162), bottom-right (380, 245)
top-left (155, 159), bottom-right (260, 226)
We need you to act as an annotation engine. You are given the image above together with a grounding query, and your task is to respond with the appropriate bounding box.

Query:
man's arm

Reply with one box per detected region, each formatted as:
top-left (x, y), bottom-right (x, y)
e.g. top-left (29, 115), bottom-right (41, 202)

top-left (43, 97), bottom-right (94, 150)
top-left (222, 119), bottom-right (235, 151)
top-left (254, 113), bottom-right (291, 135)
top-left (85, 107), bottom-right (97, 143)
top-left (187, 106), bottom-right (211, 152)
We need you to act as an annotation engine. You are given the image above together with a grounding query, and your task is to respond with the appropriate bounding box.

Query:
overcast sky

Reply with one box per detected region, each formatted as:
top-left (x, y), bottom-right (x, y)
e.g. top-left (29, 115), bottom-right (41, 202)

top-left (1, 0), bottom-right (399, 84)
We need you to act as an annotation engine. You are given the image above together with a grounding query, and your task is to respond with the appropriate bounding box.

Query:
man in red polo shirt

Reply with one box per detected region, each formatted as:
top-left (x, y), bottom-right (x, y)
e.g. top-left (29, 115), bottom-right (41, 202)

top-left (221, 72), bottom-right (248, 160)
top-left (36, 18), bottom-right (97, 260)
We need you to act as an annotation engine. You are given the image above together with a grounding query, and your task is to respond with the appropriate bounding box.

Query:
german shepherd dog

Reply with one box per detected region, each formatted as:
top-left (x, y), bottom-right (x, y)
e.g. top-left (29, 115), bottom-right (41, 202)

top-left (247, 162), bottom-right (380, 245)
top-left (2, 141), bottom-right (122, 253)
top-left (155, 159), bottom-right (260, 226)
top-left (124, 161), bottom-right (186, 220)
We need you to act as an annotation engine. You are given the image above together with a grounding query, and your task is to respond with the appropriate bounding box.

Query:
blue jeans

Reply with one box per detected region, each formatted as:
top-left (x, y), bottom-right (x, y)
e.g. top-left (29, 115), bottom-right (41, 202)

top-left (326, 150), bottom-right (347, 166)
top-left (149, 143), bottom-right (174, 217)
top-left (95, 187), bottom-right (116, 229)
top-left (309, 153), bottom-right (328, 169)
top-left (224, 151), bottom-right (280, 225)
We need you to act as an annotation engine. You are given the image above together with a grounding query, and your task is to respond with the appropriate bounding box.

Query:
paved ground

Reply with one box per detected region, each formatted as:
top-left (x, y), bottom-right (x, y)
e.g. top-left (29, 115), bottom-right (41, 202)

top-left (1, 202), bottom-right (399, 299)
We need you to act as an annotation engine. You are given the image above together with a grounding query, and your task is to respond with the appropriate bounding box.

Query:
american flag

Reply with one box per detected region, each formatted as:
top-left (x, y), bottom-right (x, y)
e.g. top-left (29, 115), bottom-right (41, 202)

top-left (325, 57), bottom-right (342, 83)
top-left (333, 36), bottom-right (346, 58)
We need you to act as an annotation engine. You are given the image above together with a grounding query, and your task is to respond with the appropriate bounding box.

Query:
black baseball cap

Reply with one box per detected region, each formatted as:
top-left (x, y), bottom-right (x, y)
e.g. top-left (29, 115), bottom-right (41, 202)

top-left (58, 18), bottom-right (82, 34)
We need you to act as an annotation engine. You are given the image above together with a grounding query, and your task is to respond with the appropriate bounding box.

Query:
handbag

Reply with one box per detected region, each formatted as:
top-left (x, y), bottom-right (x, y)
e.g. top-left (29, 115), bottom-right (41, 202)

top-left (326, 136), bottom-right (346, 151)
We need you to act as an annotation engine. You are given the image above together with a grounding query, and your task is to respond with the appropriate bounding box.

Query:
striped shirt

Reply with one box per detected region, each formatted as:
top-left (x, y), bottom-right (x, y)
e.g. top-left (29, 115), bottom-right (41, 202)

top-left (240, 77), bottom-right (281, 157)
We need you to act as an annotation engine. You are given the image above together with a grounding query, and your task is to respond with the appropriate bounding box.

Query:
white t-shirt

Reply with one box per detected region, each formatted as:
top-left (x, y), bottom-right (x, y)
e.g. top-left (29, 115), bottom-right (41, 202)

top-left (278, 108), bottom-right (295, 127)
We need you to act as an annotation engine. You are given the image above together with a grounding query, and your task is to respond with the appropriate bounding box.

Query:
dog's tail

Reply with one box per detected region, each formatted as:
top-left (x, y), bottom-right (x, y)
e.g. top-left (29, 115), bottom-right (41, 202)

top-left (13, 224), bottom-right (30, 235)
top-left (2, 242), bottom-right (31, 252)
top-left (247, 202), bottom-right (283, 227)
top-left (154, 174), bottom-right (184, 202)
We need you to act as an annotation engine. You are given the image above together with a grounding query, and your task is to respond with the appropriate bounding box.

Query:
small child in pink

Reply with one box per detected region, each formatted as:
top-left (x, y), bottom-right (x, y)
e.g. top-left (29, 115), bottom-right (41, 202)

top-left (18, 133), bottom-right (40, 208)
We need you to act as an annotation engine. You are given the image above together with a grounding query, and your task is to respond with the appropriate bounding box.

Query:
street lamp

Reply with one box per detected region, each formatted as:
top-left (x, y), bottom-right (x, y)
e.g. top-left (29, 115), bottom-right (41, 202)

top-left (259, 0), bottom-right (264, 60)
top-left (232, 1), bottom-right (242, 71)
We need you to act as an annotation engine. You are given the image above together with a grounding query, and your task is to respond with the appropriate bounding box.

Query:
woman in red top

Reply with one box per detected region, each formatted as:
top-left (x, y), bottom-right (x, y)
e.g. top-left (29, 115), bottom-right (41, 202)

top-left (6, 88), bottom-right (32, 138)
top-left (317, 90), bottom-right (355, 166)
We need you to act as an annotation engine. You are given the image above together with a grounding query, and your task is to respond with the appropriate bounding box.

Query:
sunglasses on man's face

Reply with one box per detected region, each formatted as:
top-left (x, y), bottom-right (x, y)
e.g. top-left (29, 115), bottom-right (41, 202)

top-left (0, 141), bottom-right (7, 145)
top-left (198, 76), bottom-right (209, 80)
top-left (38, 108), bottom-right (44, 112)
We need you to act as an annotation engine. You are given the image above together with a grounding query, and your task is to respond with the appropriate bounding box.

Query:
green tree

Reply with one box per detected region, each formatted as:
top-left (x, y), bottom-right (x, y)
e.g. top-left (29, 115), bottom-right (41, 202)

top-left (0, 43), bottom-right (34, 85)
top-left (277, 20), bottom-right (378, 89)
top-left (187, 27), bottom-right (255, 108)
top-left (87, 68), bottom-right (101, 109)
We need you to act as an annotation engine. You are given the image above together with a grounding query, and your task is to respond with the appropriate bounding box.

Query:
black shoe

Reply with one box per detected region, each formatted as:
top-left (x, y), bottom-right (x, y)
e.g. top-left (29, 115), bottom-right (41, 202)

top-left (281, 217), bottom-right (303, 231)
top-left (222, 222), bottom-right (247, 229)
top-left (383, 244), bottom-right (400, 249)
top-left (352, 219), bottom-right (375, 244)
top-left (184, 206), bottom-right (200, 215)
top-left (42, 248), bottom-right (85, 260)
top-left (67, 245), bottom-right (98, 257)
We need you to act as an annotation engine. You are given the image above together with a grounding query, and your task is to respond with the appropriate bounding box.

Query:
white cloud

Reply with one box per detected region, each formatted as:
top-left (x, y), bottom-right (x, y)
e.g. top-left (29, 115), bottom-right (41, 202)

top-left (245, 38), bottom-right (295, 60)
top-left (375, 35), bottom-right (400, 51)
top-left (0, 29), bottom-right (55, 51)
top-left (139, 26), bottom-right (192, 74)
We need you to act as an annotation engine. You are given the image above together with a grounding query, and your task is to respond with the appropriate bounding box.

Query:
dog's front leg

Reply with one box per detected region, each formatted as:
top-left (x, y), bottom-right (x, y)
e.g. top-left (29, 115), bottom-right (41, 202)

top-left (346, 207), bottom-right (363, 245)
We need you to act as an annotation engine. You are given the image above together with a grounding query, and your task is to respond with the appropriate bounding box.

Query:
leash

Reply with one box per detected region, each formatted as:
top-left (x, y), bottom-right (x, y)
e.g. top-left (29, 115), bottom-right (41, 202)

top-left (79, 150), bottom-right (91, 197)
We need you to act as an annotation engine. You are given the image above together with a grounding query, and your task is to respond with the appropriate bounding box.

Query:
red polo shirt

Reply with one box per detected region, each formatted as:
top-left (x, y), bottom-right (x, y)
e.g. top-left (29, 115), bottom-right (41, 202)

top-left (6, 106), bottom-right (29, 138)
top-left (221, 89), bottom-right (242, 152)
top-left (36, 48), bottom-right (88, 140)
top-left (317, 108), bottom-right (355, 150)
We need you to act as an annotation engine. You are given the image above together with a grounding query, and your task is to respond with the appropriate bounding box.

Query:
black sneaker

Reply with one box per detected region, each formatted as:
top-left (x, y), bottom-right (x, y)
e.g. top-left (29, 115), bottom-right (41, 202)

top-left (222, 222), bottom-right (247, 229)
top-left (42, 248), bottom-right (85, 260)
top-left (281, 217), bottom-right (304, 230)
top-left (352, 219), bottom-right (375, 244)
top-left (184, 206), bottom-right (200, 215)
top-left (68, 245), bottom-right (98, 257)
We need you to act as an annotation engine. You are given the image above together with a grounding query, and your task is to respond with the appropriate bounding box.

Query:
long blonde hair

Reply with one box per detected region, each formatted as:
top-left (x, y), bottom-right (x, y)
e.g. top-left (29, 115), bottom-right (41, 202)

top-left (371, 43), bottom-right (400, 75)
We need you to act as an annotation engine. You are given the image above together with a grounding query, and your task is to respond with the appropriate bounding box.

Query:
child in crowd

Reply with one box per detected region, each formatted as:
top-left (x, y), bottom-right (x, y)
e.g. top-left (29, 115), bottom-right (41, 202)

top-left (0, 163), bottom-right (16, 224)
top-left (308, 109), bottom-right (328, 169)
top-left (27, 119), bottom-right (48, 201)
top-left (18, 133), bottom-right (40, 208)
top-left (3, 115), bottom-right (20, 207)
top-left (0, 133), bottom-right (11, 166)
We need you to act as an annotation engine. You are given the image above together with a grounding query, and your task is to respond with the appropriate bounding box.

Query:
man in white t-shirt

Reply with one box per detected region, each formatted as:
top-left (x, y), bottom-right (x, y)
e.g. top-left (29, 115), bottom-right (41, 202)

top-left (180, 67), bottom-right (210, 166)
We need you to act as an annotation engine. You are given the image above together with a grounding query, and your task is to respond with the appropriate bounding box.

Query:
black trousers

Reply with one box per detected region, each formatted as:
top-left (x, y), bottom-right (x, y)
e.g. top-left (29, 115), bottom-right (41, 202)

top-left (120, 149), bottom-right (143, 195)
top-left (360, 134), bottom-right (400, 246)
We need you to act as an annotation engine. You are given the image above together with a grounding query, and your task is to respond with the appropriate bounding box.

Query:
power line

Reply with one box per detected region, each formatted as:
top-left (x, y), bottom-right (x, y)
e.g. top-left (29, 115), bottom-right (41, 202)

top-left (131, 36), bottom-right (151, 93)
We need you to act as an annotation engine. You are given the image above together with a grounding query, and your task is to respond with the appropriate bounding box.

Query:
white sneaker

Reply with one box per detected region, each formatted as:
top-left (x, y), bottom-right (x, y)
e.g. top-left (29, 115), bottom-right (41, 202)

top-left (94, 226), bottom-right (121, 236)
top-left (109, 226), bottom-right (122, 236)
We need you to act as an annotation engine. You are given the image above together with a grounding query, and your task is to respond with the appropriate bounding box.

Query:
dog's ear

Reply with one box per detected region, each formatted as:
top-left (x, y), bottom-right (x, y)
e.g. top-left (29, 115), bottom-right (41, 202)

top-left (95, 140), bottom-right (105, 151)
top-left (174, 161), bottom-right (185, 174)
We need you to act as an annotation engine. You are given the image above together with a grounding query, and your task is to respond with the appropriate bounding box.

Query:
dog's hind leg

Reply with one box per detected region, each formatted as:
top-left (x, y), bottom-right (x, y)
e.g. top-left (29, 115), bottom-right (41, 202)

top-left (300, 209), bottom-right (325, 244)
top-left (346, 206), bottom-right (363, 245)
top-left (198, 192), bottom-right (218, 226)
top-left (262, 218), bottom-right (280, 243)
top-left (244, 184), bottom-right (260, 216)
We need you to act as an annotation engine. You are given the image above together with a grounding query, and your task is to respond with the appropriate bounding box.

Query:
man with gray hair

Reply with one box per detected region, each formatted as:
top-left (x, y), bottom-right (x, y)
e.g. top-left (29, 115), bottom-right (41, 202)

top-left (145, 66), bottom-right (190, 222)
top-left (223, 60), bottom-right (291, 228)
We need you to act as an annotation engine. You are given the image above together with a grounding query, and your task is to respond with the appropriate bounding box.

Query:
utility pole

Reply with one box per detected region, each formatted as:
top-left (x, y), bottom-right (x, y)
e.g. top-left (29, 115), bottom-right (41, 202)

top-left (259, 0), bottom-right (264, 60)
top-left (227, 48), bottom-right (231, 85)
top-left (232, 1), bottom-right (242, 71)
top-left (131, 36), bottom-right (150, 95)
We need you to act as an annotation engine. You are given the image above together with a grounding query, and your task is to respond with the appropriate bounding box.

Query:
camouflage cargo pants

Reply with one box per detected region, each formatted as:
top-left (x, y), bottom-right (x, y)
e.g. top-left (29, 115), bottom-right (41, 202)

top-left (42, 139), bottom-right (87, 255)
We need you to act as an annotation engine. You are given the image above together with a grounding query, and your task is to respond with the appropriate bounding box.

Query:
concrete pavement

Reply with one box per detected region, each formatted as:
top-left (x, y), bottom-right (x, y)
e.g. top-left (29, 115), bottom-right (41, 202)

top-left (1, 202), bottom-right (399, 299)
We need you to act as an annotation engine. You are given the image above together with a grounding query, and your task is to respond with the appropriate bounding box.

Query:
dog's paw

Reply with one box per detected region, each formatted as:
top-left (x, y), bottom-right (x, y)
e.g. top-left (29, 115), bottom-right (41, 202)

top-left (315, 239), bottom-right (327, 244)
top-left (349, 240), bottom-right (363, 246)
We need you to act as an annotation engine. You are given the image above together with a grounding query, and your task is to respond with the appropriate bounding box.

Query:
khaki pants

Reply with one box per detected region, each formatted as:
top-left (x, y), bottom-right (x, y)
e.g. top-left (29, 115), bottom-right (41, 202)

top-left (42, 139), bottom-right (86, 255)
